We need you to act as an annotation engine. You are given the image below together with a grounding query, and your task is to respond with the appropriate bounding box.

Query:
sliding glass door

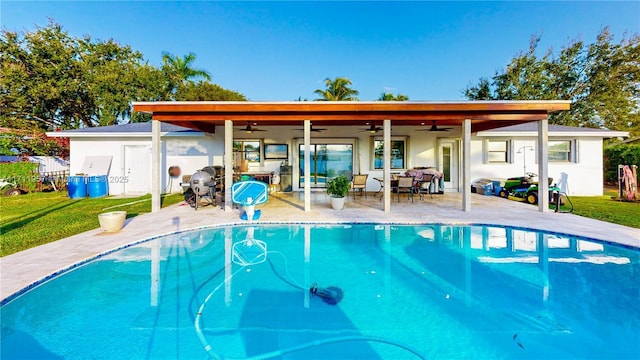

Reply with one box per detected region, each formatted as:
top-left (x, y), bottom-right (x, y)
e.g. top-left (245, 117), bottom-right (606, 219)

top-left (299, 144), bottom-right (353, 188)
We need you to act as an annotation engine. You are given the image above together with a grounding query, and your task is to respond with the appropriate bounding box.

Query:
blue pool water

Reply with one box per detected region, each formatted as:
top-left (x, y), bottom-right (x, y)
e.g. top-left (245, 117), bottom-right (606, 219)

top-left (2, 224), bottom-right (639, 359)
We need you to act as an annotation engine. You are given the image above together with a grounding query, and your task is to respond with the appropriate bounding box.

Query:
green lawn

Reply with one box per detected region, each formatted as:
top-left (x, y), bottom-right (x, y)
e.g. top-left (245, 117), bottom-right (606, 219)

top-left (562, 189), bottom-right (640, 229)
top-left (0, 191), bottom-right (183, 257)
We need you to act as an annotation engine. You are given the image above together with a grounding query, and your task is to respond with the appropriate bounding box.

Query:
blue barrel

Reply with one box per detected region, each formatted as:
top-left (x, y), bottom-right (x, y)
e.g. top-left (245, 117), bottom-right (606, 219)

top-left (68, 176), bottom-right (87, 199)
top-left (88, 175), bottom-right (108, 198)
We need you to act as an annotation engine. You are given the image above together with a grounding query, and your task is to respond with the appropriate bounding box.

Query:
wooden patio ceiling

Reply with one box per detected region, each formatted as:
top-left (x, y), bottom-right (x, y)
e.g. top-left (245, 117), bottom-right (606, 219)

top-left (133, 100), bottom-right (571, 133)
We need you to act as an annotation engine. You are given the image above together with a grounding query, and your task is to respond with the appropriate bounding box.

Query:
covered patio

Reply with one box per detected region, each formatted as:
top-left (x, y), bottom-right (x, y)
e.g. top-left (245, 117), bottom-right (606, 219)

top-left (132, 101), bottom-right (571, 213)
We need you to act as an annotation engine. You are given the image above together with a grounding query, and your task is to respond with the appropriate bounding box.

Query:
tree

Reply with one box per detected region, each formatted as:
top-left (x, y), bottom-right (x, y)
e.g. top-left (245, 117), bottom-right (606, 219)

top-left (174, 81), bottom-right (246, 101)
top-left (1, 23), bottom-right (83, 130)
top-left (314, 77), bottom-right (359, 101)
top-left (463, 28), bottom-right (640, 137)
top-left (0, 128), bottom-right (69, 158)
top-left (378, 92), bottom-right (409, 101)
top-left (161, 52), bottom-right (211, 99)
top-left (0, 21), bottom-right (167, 129)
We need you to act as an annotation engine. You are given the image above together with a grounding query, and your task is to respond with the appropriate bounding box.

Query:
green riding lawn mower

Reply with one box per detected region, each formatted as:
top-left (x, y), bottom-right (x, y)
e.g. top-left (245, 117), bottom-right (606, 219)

top-left (0, 178), bottom-right (23, 196)
top-left (498, 172), bottom-right (573, 212)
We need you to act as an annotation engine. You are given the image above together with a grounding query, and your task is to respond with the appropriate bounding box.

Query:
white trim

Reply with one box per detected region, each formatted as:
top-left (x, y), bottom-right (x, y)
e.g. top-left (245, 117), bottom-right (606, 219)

top-left (538, 120), bottom-right (549, 213)
top-left (370, 136), bottom-right (408, 170)
top-left (303, 120), bottom-right (311, 212)
top-left (233, 139), bottom-right (263, 166)
top-left (224, 120), bottom-right (233, 212)
top-left (133, 100), bottom-right (573, 106)
top-left (462, 119), bottom-right (471, 212)
top-left (151, 121), bottom-right (161, 212)
top-left (45, 131), bottom-right (204, 138)
top-left (476, 130), bottom-right (628, 138)
top-left (437, 138), bottom-right (459, 191)
top-left (383, 119), bottom-right (391, 212)
top-left (547, 139), bottom-right (575, 163)
top-left (483, 138), bottom-right (512, 164)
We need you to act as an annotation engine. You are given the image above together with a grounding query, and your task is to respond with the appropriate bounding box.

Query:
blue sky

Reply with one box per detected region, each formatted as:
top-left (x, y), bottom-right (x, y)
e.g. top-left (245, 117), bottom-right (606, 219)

top-left (2, 1), bottom-right (639, 101)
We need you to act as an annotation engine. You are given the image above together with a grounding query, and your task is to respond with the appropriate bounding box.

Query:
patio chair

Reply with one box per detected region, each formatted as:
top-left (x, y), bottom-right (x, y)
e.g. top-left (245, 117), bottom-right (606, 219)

top-left (394, 176), bottom-right (415, 202)
top-left (416, 174), bottom-right (435, 200)
top-left (351, 174), bottom-right (369, 199)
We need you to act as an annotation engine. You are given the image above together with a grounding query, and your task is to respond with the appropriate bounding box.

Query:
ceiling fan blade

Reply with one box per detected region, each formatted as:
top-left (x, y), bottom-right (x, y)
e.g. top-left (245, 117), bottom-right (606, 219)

top-left (360, 124), bottom-right (383, 133)
top-left (235, 122), bottom-right (267, 133)
top-left (415, 121), bottom-right (452, 132)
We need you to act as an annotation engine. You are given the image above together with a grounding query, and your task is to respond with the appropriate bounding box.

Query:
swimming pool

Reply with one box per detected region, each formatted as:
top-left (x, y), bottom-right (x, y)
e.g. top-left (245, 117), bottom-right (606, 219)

top-left (1, 223), bottom-right (639, 359)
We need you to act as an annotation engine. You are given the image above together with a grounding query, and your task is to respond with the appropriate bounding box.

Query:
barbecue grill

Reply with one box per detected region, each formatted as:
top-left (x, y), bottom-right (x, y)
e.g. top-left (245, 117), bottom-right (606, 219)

top-left (184, 167), bottom-right (223, 210)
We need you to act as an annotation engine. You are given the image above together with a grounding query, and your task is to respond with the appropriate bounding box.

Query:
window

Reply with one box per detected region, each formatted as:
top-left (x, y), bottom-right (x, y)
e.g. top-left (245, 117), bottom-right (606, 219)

top-left (372, 138), bottom-right (406, 169)
top-left (548, 140), bottom-right (571, 162)
top-left (486, 140), bottom-right (510, 163)
top-left (233, 140), bottom-right (261, 163)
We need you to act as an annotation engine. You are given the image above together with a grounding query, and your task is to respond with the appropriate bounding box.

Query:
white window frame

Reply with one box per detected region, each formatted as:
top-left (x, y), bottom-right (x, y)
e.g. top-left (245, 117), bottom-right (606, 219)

top-left (548, 139), bottom-right (575, 163)
top-left (531, 139), bottom-right (577, 164)
top-left (484, 139), bottom-right (512, 164)
top-left (233, 139), bottom-right (263, 164)
top-left (371, 136), bottom-right (408, 170)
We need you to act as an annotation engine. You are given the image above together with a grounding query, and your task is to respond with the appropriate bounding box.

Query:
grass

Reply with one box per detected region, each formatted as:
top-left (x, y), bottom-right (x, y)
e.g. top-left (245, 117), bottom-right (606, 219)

top-left (562, 189), bottom-right (640, 229)
top-left (0, 191), bottom-right (183, 257)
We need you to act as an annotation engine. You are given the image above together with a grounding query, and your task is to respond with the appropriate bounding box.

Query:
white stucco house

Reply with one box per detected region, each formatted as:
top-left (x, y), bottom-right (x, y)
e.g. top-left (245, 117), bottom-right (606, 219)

top-left (48, 121), bottom-right (627, 197)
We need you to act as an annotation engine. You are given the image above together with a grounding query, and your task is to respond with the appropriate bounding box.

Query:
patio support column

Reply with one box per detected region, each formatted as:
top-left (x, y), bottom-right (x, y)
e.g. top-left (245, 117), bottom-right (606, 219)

top-left (304, 120), bottom-right (311, 212)
top-left (224, 120), bottom-right (233, 212)
top-left (151, 119), bottom-right (161, 212)
top-left (462, 119), bottom-right (471, 212)
top-left (383, 119), bottom-right (391, 212)
top-left (537, 118), bottom-right (549, 212)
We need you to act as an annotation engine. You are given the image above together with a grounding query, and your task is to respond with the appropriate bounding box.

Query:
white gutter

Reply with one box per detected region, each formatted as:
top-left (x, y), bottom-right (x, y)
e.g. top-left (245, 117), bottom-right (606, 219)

top-left (45, 131), bottom-right (205, 138)
top-left (476, 130), bottom-right (629, 138)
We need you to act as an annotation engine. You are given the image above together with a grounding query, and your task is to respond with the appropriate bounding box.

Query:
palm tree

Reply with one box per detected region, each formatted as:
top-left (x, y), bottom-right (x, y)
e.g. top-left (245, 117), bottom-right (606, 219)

top-left (161, 52), bottom-right (211, 98)
top-left (378, 92), bottom-right (409, 101)
top-left (314, 77), bottom-right (359, 101)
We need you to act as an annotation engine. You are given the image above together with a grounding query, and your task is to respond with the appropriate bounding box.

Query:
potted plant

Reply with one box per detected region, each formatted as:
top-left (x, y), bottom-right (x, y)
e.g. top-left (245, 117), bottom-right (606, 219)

top-left (326, 175), bottom-right (351, 210)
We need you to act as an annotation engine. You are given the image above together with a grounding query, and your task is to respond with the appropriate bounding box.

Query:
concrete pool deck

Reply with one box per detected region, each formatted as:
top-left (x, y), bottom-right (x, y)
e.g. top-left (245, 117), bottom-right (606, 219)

top-left (2, 191), bottom-right (639, 302)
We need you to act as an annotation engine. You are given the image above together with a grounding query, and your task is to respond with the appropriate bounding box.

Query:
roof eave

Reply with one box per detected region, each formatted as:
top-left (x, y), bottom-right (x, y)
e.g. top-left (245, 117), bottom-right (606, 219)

top-left (475, 130), bottom-right (629, 138)
top-left (45, 131), bottom-right (205, 138)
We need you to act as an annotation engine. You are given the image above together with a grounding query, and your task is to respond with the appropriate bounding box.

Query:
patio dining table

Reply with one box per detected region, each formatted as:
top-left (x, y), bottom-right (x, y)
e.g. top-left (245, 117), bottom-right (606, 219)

top-left (373, 177), bottom-right (386, 199)
top-left (374, 176), bottom-right (434, 200)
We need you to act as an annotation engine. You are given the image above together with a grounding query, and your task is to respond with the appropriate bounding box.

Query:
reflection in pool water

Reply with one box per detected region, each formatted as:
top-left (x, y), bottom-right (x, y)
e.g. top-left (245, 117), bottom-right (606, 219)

top-left (1, 224), bottom-right (639, 359)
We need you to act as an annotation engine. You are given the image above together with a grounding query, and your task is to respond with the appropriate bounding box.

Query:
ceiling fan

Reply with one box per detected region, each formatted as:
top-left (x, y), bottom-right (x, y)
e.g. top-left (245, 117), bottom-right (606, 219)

top-left (360, 123), bottom-right (383, 133)
top-left (296, 124), bottom-right (327, 132)
top-left (417, 120), bottom-right (453, 132)
top-left (236, 121), bottom-right (266, 133)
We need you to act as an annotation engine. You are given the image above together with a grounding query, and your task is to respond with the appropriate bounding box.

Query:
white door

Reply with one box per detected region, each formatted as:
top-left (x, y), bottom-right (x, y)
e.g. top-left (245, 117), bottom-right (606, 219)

top-left (437, 139), bottom-right (459, 191)
top-left (124, 145), bottom-right (151, 194)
